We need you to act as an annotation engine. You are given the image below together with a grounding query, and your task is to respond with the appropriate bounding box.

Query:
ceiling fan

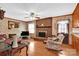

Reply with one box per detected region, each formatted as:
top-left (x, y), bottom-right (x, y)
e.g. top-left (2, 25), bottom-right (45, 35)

top-left (25, 12), bottom-right (40, 20)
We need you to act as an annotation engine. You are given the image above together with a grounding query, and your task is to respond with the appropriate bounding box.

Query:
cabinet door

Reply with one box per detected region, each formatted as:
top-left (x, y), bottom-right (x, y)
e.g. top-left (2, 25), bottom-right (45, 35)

top-left (75, 39), bottom-right (79, 53)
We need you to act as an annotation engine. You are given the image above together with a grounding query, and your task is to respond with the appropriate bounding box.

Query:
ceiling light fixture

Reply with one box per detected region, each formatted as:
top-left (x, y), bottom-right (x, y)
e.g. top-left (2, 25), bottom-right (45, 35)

top-left (25, 11), bottom-right (40, 20)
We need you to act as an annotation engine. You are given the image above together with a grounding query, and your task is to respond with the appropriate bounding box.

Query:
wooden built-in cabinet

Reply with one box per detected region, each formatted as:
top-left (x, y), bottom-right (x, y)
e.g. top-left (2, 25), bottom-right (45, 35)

top-left (72, 34), bottom-right (79, 53)
top-left (72, 3), bottom-right (79, 53)
top-left (72, 3), bottom-right (79, 28)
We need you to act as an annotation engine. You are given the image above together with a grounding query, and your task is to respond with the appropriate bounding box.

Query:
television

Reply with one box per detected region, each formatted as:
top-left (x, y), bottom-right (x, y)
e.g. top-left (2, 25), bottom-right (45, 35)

top-left (21, 31), bottom-right (29, 36)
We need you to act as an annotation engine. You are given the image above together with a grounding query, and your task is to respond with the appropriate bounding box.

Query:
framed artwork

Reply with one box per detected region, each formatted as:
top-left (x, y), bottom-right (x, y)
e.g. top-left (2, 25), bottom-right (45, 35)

top-left (8, 21), bottom-right (19, 29)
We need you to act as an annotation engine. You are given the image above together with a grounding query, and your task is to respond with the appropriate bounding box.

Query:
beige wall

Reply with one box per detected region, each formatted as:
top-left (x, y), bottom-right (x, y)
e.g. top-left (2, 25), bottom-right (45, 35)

top-left (52, 15), bottom-right (72, 44)
top-left (0, 17), bottom-right (27, 38)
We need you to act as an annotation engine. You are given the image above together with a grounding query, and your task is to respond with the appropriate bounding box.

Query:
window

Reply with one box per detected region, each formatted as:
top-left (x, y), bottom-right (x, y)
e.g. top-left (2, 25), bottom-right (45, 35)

top-left (58, 21), bottom-right (68, 33)
top-left (28, 22), bottom-right (35, 33)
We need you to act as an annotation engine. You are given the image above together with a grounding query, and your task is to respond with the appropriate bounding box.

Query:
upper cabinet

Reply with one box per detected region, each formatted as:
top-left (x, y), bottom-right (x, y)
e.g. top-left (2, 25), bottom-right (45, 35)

top-left (72, 4), bottom-right (79, 28)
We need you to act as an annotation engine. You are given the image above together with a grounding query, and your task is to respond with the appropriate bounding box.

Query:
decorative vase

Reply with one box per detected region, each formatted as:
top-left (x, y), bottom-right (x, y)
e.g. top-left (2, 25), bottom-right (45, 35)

top-left (12, 35), bottom-right (18, 48)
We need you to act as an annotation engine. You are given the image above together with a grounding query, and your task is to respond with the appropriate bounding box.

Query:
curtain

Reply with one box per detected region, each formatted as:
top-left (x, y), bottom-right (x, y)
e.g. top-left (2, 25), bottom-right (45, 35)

top-left (28, 22), bottom-right (35, 33)
top-left (58, 23), bottom-right (68, 33)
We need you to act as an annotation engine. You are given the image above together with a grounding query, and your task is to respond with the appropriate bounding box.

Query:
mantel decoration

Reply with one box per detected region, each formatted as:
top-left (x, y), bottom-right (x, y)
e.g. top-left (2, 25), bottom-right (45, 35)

top-left (0, 7), bottom-right (5, 20)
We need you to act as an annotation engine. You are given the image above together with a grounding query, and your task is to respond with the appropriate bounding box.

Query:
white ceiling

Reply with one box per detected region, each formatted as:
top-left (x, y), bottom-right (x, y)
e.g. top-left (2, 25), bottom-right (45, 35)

top-left (0, 3), bottom-right (77, 21)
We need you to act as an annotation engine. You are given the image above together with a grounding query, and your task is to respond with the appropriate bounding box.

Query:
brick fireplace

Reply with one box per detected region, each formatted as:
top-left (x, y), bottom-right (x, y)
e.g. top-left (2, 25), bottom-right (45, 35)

top-left (36, 17), bottom-right (52, 37)
top-left (37, 31), bottom-right (47, 37)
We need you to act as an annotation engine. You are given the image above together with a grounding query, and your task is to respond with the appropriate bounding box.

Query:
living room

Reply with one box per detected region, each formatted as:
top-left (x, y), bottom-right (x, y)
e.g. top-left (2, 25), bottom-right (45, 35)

top-left (0, 3), bottom-right (79, 56)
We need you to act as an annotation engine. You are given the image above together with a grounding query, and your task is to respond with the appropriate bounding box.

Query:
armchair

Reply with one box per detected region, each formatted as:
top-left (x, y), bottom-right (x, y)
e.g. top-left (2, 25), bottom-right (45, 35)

top-left (46, 34), bottom-right (65, 51)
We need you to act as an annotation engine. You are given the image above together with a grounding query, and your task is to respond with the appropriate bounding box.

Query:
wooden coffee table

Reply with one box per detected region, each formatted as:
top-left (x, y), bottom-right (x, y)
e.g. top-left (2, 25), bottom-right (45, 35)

top-left (0, 42), bottom-right (29, 56)
top-left (9, 43), bottom-right (29, 56)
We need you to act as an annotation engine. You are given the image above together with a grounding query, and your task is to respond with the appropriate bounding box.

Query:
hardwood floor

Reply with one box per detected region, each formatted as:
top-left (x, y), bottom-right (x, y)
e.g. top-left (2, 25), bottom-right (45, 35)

top-left (16, 39), bottom-right (77, 56)
top-left (28, 39), bottom-right (58, 56)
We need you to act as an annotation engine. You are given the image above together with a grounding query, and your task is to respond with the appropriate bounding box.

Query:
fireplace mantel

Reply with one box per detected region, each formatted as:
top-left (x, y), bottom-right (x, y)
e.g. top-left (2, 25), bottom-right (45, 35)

top-left (36, 25), bottom-right (52, 28)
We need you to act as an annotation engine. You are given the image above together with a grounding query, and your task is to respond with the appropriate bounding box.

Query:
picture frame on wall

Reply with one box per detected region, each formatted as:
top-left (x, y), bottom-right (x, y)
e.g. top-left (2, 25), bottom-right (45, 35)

top-left (8, 21), bottom-right (19, 29)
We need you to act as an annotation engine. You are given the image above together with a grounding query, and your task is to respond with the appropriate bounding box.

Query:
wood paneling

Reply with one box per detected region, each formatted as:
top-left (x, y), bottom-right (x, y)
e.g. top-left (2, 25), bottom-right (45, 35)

top-left (36, 17), bottom-right (52, 27)
top-left (72, 3), bottom-right (79, 27)
top-left (72, 3), bottom-right (79, 53)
